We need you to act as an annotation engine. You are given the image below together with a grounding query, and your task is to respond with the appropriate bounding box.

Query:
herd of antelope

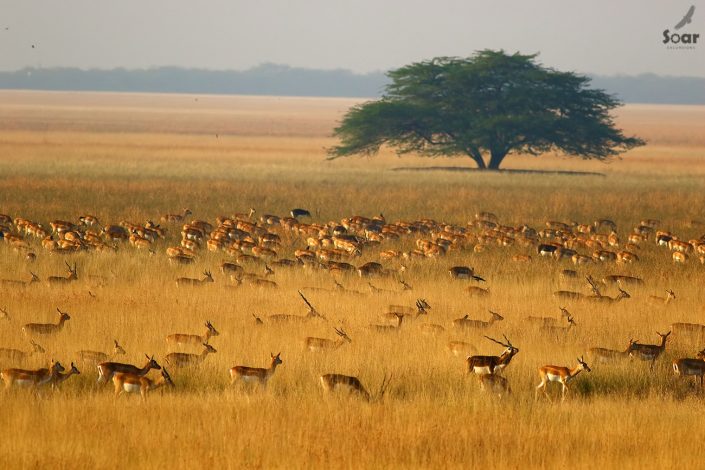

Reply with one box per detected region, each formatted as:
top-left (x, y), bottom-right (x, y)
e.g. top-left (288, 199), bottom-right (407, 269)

top-left (0, 208), bottom-right (704, 401)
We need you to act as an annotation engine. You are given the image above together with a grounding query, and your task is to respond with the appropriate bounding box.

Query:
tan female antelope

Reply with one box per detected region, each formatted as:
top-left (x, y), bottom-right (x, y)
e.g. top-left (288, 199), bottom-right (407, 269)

top-left (166, 321), bottom-right (219, 346)
top-left (97, 355), bottom-right (161, 385)
top-left (587, 339), bottom-right (637, 364)
top-left (602, 275), bottom-right (643, 286)
top-left (22, 308), bottom-right (71, 336)
top-left (0, 340), bottom-right (45, 363)
top-left (220, 262), bottom-right (244, 276)
top-left (53, 362), bottom-right (80, 390)
top-left (630, 331), bottom-right (671, 370)
top-left (539, 314), bottom-right (576, 335)
top-left (370, 312), bottom-right (404, 332)
top-left (165, 343), bottom-right (217, 368)
top-left (526, 307), bottom-right (571, 326)
top-left (230, 353), bottom-right (282, 387)
top-left (673, 349), bottom-right (705, 387)
top-left (446, 341), bottom-right (477, 357)
top-left (1, 360), bottom-right (65, 389)
top-left (319, 373), bottom-right (391, 402)
top-left (304, 328), bottom-right (352, 352)
top-left (161, 208), bottom-right (192, 223)
top-left (648, 289), bottom-right (675, 305)
top-left (47, 262), bottom-right (77, 284)
top-left (467, 335), bottom-right (519, 375)
top-left (478, 373), bottom-right (511, 398)
top-left (670, 322), bottom-right (705, 339)
top-left (76, 340), bottom-right (126, 366)
top-left (175, 270), bottom-right (214, 287)
top-left (535, 357), bottom-right (591, 402)
top-left (113, 368), bottom-right (174, 400)
top-left (672, 252), bottom-right (688, 263)
top-left (0, 271), bottom-right (40, 287)
top-left (453, 310), bottom-right (504, 330)
top-left (466, 286), bottom-right (490, 296)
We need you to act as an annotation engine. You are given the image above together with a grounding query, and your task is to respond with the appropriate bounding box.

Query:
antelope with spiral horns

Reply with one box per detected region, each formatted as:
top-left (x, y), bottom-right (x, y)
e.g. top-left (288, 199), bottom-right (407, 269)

top-left (97, 354), bottom-right (161, 385)
top-left (467, 335), bottom-right (519, 376)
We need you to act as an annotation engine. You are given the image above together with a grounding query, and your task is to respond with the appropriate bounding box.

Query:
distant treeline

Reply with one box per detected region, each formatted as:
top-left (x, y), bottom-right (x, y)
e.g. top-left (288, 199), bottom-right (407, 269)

top-left (0, 63), bottom-right (703, 104)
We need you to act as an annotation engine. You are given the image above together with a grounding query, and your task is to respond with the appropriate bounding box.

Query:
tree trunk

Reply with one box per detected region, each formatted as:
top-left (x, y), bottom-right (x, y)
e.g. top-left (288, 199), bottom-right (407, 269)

top-left (467, 148), bottom-right (487, 169)
top-left (488, 150), bottom-right (507, 170)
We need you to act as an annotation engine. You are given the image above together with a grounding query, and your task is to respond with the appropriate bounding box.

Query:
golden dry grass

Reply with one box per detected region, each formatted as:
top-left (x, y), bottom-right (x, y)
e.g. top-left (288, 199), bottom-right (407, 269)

top-left (0, 91), bottom-right (704, 469)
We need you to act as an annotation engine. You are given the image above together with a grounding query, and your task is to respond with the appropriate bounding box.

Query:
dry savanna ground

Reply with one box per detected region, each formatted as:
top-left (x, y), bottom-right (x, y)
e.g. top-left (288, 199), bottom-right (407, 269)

top-left (0, 91), bottom-right (704, 469)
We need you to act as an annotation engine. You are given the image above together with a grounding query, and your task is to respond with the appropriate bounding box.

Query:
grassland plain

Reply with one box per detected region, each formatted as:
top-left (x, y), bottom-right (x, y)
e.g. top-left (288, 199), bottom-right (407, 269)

top-left (0, 91), bottom-right (704, 469)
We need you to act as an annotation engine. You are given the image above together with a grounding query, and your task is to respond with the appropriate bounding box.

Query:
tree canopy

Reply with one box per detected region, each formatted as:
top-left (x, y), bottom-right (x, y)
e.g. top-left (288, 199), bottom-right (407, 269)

top-left (328, 50), bottom-right (645, 170)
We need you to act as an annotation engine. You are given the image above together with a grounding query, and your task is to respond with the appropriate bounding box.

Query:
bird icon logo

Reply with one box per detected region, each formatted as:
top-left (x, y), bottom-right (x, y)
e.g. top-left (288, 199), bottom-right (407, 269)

top-left (674, 5), bottom-right (695, 30)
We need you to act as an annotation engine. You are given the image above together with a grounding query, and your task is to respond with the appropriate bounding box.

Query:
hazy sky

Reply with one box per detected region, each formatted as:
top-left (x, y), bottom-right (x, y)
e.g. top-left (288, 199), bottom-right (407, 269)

top-left (1, 0), bottom-right (704, 76)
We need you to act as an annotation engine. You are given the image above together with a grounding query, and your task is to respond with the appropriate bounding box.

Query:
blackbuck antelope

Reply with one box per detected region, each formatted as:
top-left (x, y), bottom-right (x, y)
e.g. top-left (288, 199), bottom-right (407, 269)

top-left (446, 341), bottom-right (477, 357)
top-left (648, 289), bottom-right (676, 305)
top-left (1, 360), bottom-right (65, 390)
top-left (453, 310), bottom-right (504, 330)
top-left (47, 262), bottom-right (77, 284)
top-left (304, 328), bottom-right (352, 352)
top-left (22, 308), bottom-right (71, 336)
top-left (291, 208), bottom-right (311, 219)
top-left (478, 373), bottom-right (511, 398)
top-left (467, 335), bottom-right (519, 375)
top-left (165, 343), bottom-right (217, 368)
top-left (535, 357), bottom-right (591, 402)
top-left (673, 349), bottom-right (705, 387)
top-left (526, 307), bottom-right (571, 326)
top-left (630, 331), bottom-right (671, 370)
top-left (0, 340), bottom-right (45, 363)
top-left (587, 286), bottom-right (631, 304)
top-left (268, 292), bottom-right (325, 323)
top-left (383, 299), bottom-right (430, 323)
top-left (230, 353), bottom-right (282, 387)
top-left (53, 362), bottom-right (80, 390)
top-left (449, 266), bottom-right (485, 282)
top-left (587, 339), bottom-right (637, 364)
top-left (113, 368), bottom-right (175, 400)
top-left (319, 373), bottom-right (391, 402)
top-left (166, 321), bottom-right (219, 346)
top-left (176, 270), bottom-right (214, 287)
top-left (0, 271), bottom-right (40, 287)
top-left (97, 355), bottom-right (161, 385)
top-left (77, 340), bottom-right (126, 366)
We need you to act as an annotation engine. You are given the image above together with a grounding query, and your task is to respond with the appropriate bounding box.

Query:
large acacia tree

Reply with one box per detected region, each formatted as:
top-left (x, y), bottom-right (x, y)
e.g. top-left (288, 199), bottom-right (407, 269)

top-left (329, 50), bottom-right (644, 169)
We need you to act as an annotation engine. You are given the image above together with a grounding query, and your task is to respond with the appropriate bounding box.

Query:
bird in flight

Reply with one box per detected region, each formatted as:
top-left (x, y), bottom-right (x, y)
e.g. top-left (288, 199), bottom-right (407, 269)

top-left (674, 5), bottom-right (695, 30)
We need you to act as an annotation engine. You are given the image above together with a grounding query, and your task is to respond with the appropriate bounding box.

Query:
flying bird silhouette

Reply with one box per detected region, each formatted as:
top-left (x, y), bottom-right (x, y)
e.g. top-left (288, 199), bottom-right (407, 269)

top-left (674, 5), bottom-right (695, 30)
